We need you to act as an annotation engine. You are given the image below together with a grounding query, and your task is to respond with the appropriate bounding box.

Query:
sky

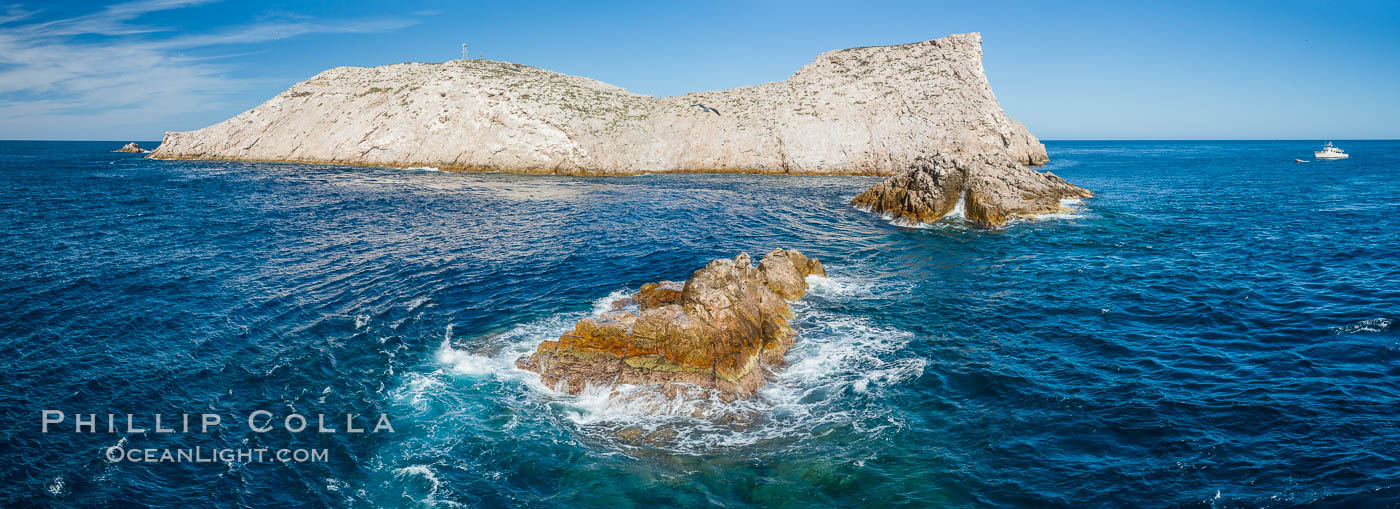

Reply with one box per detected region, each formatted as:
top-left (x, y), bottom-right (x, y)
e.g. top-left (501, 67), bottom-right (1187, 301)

top-left (1, 0), bottom-right (1397, 141)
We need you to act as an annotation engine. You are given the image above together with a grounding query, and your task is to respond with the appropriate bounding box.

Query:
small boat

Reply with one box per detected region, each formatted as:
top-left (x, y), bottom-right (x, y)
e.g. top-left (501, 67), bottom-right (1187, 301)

top-left (1295, 158), bottom-right (1310, 163)
top-left (1314, 141), bottom-right (1349, 159)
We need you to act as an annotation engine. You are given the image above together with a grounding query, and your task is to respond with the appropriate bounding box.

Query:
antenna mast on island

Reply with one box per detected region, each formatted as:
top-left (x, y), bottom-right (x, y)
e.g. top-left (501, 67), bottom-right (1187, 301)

top-left (461, 43), bottom-right (467, 60)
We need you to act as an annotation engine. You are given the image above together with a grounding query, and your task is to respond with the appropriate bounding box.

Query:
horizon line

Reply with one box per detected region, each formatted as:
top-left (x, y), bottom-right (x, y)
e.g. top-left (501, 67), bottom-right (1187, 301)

top-left (3, 138), bottom-right (1399, 143)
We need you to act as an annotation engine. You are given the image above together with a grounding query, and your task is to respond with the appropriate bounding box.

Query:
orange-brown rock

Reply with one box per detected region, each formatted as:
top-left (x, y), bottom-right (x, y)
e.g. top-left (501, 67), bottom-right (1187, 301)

top-left (633, 281), bottom-right (684, 310)
top-left (852, 153), bottom-right (1091, 228)
top-left (515, 248), bottom-right (825, 396)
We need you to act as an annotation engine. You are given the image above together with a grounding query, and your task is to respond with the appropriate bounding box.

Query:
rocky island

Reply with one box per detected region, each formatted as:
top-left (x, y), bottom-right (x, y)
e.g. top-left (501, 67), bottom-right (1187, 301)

top-left (516, 249), bottom-right (825, 397)
top-left (852, 153), bottom-right (1091, 227)
top-left (151, 32), bottom-right (1043, 173)
top-left (113, 142), bottom-right (147, 153)
top-left (151, 32), bottom-right (1087, 227)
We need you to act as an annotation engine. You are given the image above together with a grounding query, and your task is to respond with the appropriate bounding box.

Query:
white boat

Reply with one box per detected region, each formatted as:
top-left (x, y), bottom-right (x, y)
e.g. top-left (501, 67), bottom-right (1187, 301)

top-left (1314, 141), bottom-right (1349, 159)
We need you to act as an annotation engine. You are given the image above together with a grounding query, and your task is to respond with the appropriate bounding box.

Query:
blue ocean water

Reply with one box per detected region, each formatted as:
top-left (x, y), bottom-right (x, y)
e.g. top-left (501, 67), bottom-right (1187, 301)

top-left (1, 140), bottom-right (1397, 507)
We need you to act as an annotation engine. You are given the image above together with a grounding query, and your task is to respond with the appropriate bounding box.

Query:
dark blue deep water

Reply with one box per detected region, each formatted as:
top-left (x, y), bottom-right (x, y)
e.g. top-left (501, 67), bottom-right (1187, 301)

top-left (1, 140), bottom-right (1398, 507)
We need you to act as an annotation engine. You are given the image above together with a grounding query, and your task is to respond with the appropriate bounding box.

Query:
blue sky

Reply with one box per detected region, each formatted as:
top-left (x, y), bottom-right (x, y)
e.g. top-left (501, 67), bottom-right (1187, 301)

top-left (2, 0), bottom-right (1397, 140)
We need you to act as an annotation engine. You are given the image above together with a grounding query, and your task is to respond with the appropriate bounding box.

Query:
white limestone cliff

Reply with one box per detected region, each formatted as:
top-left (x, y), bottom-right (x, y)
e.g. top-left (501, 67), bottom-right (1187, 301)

top-left (151, 33), bottom-right (1048, 174)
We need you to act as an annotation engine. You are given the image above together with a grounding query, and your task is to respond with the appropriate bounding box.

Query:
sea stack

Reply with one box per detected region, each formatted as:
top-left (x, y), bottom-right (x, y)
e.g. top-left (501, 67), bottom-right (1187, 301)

top-left (150, 33), bottom-right (1047, 174)
top-left (515, 249), bottom-right (825, 397)
top-left (113, 142), bottom-right (145, 153)
top-left (852, 153), bottom-right (1091, 228)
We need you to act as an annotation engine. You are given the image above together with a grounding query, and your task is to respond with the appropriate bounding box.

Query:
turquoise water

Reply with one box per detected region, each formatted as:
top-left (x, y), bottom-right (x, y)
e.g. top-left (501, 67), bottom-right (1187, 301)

top-left (1, 141), bottom-right (1397, 507)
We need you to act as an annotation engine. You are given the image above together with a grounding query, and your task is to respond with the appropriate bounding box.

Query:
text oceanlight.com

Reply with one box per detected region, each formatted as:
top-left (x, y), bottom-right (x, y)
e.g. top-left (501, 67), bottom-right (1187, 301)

top-left (41, 410), bottom-right (394, 464)
top-left (108, 446), bottom-right (329, 463)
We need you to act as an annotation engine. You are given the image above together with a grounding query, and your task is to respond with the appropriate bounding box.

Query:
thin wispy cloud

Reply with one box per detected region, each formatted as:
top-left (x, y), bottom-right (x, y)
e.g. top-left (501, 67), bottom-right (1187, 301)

top-left (154, 18), bottom-right (418, 49)
top-left (0, 0), bottom-right (418, 139)
top-left (0, 4), bottom-right (38, 24)
top-left (22, 0), bottom-right (215, 37)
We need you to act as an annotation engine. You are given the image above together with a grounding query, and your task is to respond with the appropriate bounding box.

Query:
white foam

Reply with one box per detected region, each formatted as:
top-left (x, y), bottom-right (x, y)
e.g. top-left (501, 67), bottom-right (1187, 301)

top-left (590, 288), bottom-right (633, 316)
top-left (891, 205), bottom-right (976, 230)
top-left (548, 305), bottom-right (923, 451)
top-left (432, 322), bottom-right (555, 380)
top-left (774, 311), bottom-right (922, 392)
top-left (1332, 318), bottom-right (1394, 335)
top-left (853, 202), bottom-right (952, 229)
top-left (434, 340), bottom-right (502, 377)
top-left (394, 279), bottom-right (920, 453)
top-left (392, 465), bottom-right (442, 497)
top-left (403, 166), bottom-right (441, 172)
top-left (804, 274), bottom-right (869, 301)
top-left (1025, 197), bottom-right (1089, 221)
top-left (562, 383), bottom-right (714, 425)
top-left (946, 188), bottom-right (968, 220)
top-left (405, 296), bottom-right (431, 311)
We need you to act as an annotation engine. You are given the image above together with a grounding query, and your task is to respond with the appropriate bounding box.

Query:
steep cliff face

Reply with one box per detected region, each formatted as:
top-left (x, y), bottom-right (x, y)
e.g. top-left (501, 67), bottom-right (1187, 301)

top-left (151, 33), bottom-right (1047, 174)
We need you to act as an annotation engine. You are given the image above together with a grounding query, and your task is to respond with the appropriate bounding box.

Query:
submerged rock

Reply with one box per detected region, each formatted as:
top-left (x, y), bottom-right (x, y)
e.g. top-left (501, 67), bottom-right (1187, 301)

top-left (615, 426), bottom-right (681, 447)
top-left (515, 249), bottom-right (825, 397)
top-left (113, 142), bottom-right (145, 153)
top-left (152, 33), bottom-right (1046, 174)
top-left (851, 153), bottom-right (1091, 228)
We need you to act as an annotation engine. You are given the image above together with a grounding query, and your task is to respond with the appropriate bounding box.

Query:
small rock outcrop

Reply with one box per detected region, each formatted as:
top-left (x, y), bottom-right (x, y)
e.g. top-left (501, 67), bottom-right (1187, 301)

top-left (516, 249), bottom-right (825, 397)
top-left (852, 153), bottom-right (1091, 228)
top-left (151, 33), bottom-right (1046, 174)
top-left (113, 142), bottom-right (145, 153)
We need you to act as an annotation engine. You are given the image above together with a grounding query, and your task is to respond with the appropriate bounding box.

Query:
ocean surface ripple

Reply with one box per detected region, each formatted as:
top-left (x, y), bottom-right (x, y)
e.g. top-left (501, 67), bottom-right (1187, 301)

top-left (1, 141), bottom-right (1397, 507)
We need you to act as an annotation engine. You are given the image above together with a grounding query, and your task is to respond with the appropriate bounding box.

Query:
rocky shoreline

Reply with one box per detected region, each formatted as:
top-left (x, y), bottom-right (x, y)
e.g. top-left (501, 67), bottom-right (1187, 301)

top-left (148, 32), bottom-right (1089, 227)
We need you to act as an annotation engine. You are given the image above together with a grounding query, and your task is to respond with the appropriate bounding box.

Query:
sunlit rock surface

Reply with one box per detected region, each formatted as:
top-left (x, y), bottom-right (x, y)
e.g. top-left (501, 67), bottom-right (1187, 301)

top-left (516, 249), bottom-right (825, 397)
top-left (852, 153), bottom-right (1092, 228)
top-left (152, 33), bottom-right (1046, 174)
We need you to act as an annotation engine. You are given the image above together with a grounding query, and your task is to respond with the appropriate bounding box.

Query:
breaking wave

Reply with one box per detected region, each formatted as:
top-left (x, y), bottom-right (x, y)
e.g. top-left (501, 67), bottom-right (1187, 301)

top-left (555, 306), bottom-right (922, 452)
top-left (1332, 318), bottom-right (1394, 335)
top-left (397, 273), bottom-right (922, 453)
